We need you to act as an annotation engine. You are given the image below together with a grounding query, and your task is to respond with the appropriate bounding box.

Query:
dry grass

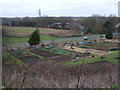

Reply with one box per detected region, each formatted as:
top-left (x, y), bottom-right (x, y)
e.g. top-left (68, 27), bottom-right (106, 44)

top-left (63, 46), bottom-right (110, 56)
top-left (2, 26), bottom-right (78, 37)
top-left (103, 39), bottom-right (119, 43)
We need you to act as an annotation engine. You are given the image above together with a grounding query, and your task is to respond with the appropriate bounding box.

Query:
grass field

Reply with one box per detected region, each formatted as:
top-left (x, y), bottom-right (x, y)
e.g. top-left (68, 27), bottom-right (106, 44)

top-left (3, 26), bottom-right (77, 37)
top-left (3, 26), bottom-right (59, 38)
top-left (3, 37), bottom-right (28, 44)
top-left (2, 26), bottom-right (78, 44)
top-left (3, 35), bottom-right (62, 44)
top-left (3, 26), bottom-right (56, 33)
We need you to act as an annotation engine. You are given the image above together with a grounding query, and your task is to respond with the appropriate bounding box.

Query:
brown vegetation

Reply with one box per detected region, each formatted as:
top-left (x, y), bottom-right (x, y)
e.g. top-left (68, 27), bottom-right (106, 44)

top-left (3, 60), bottom-right (118, 88)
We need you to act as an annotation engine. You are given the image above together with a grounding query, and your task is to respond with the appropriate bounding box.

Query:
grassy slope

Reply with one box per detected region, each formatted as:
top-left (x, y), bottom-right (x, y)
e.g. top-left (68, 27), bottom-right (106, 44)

top-left (3, 26), bottom-right (54, 33)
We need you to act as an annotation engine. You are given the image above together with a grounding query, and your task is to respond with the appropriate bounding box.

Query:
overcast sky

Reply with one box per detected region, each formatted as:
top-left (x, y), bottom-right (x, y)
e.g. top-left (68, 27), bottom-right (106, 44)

top-left (0, 0), bottom-right (119, 17)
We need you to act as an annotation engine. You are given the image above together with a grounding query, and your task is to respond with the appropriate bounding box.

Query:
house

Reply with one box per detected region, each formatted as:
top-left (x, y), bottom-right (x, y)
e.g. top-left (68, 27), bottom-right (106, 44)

top-left (48, 22), bottom-right (70, 30)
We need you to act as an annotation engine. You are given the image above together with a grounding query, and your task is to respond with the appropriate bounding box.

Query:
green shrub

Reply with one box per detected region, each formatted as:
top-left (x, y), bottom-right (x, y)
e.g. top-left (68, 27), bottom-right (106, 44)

top-left (105, 32), bottom-right (113, 39)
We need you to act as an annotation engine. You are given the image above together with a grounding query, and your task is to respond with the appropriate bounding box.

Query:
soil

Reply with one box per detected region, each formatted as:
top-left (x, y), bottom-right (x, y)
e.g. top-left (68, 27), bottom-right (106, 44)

top-left (31, 50), bottom-right (72, 62)
top-left (31, 50), bottom-right (60, 58)
top-left (18, 56), bottom-right (43, 63)
top-left (48, 55), bottom-right (72, 62)
top-left (114, 57), bottom-right (120, 60)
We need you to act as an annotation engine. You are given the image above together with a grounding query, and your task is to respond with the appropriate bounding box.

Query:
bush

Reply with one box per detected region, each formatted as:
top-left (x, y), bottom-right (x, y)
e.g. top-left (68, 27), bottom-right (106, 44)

top-left (105, 32), bottom-right (113, 39)
top-left (111, 85), bottom-right (120, 89)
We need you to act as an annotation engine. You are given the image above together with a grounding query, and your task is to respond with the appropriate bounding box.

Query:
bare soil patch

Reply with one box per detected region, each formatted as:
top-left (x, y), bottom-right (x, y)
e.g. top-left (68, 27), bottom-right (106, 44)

top-left (18, 56), bottom-right (43, 63)
top-left (114, 57), bottom-right (120, 60)
top-left (48, 55), bottom-right (72, 62)
top-left (31, 50), bottom-right (60, 58)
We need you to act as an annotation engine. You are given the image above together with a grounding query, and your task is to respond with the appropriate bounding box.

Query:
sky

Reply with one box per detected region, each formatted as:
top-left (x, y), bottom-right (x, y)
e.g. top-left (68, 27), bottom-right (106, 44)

top-left (0, 0), bottom-right (119, 17)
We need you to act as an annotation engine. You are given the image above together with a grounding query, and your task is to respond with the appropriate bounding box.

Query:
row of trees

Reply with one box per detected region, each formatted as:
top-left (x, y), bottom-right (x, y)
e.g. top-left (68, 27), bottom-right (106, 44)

top-left (76, 15), bottom-right (118, 34)
top-left (3, 17), bottom-right (73, 28)
top-left (2, 15), bottom-right (119, 34)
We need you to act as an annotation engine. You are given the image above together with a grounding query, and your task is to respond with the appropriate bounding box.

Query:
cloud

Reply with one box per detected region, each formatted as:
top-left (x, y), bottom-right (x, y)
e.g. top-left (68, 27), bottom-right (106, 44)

top-left (0, 0), bottom-right (119, 17)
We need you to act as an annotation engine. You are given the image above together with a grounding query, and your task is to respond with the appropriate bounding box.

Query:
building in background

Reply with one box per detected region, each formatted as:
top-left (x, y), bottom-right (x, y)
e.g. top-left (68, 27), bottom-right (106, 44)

top-left (118, 1), bottom-right (120, 17)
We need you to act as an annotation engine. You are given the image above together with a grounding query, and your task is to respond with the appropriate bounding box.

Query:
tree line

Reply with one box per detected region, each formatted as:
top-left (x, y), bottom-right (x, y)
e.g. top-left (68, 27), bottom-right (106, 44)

top-left (2, 15), bottom-right (119, 34)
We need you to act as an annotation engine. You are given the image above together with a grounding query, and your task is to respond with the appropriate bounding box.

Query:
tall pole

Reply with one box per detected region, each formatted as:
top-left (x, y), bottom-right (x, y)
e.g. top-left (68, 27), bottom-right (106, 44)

top-left (38, 9), bottom-right (41, 43)
top-left (39, 9), bottom-right (41, 17)
top-left (37, 9), bottom-right (41, 27)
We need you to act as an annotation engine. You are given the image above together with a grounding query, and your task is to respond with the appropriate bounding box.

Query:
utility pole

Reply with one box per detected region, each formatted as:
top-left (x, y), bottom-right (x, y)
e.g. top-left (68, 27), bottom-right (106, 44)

top-left (39, 9), bottom-right (41, 17)
top-left (38, 9), bottom-right (41, 44)
top-left (37, 9), bottom-right (41, 27)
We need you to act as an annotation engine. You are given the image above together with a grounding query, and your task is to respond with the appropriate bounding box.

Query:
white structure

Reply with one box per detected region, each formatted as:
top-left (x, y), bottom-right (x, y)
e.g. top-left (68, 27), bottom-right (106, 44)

top-left (116, 23), bottom-right (120, 28)
top-left (118, 1), bottom-right (120, 17)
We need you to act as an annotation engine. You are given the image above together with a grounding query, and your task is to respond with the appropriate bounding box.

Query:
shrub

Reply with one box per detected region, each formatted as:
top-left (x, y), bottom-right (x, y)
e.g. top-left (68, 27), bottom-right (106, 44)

top-left (105, 32), bottom-right (113, 39)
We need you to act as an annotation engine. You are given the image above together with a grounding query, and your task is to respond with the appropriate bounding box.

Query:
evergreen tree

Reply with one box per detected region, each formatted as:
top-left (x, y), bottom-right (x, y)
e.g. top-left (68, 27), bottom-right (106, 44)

top-left (28, 28), bottom-right (40, 46)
